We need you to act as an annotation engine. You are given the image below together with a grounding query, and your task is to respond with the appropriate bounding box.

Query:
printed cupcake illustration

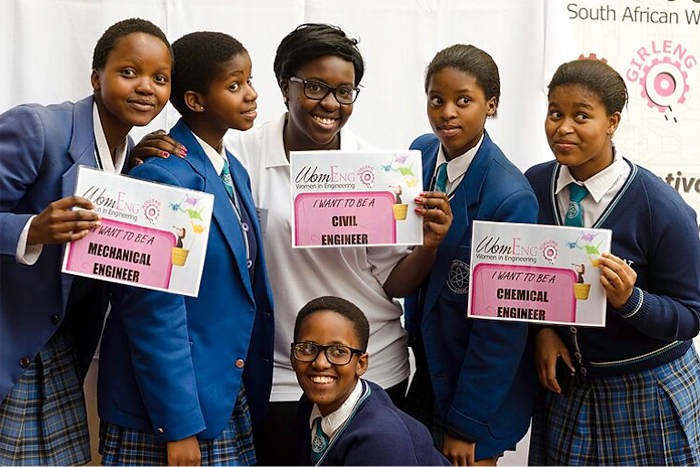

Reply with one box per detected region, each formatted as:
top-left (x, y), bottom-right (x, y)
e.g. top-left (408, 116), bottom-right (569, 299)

top-left (389, 184), bottom-right (407, 220)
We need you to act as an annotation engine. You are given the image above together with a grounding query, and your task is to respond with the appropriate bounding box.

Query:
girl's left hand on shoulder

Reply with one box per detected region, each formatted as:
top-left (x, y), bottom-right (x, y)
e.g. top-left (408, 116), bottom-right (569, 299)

top-left (414, 191), bottom-right (453, 249)
top-left (598, 252), bottom-right (637, 308)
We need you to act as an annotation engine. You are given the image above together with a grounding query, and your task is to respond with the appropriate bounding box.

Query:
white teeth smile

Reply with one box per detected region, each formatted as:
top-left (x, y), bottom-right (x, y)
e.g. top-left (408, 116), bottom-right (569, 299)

top-left (313, 116), bottom-right (336, 125)
top-left (311, 376), bottom-right (335, 384)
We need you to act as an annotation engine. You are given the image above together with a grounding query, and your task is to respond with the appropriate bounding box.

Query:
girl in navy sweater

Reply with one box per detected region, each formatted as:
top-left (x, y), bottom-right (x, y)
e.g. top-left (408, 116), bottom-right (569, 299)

top-left (526, 58), bottom-right (700, 465)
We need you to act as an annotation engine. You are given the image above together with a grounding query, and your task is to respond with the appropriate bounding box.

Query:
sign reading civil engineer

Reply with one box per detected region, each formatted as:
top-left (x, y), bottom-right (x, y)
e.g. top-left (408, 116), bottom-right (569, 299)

top-left (290, 150), bottom-right (423, 248)
top-left (62, 166), bottom-right (214, 297)
top-left (468, 221), bottom-right (612, 327)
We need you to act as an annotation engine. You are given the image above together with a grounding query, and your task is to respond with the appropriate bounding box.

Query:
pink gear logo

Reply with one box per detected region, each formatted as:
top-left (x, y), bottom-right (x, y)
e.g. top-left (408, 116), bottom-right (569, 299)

top-left (357, 165), bottom-right (375, 188)
top-left (640, 56), bottom-right (690, 112)
top-left (540, 240), bottom-right (558, 265)
top-left (142, 199), bottom-right (161, 225)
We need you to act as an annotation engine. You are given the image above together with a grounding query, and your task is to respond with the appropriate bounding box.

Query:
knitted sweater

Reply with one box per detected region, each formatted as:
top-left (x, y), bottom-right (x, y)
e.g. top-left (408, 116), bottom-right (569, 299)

top-left (526, 159), bottom-right (700, 376)
top-left (296, 380), bottom-right (449, 466)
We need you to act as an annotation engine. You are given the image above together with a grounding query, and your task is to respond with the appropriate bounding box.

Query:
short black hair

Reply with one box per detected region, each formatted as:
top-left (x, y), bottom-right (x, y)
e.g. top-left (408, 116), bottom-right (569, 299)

top-left (274, 23), bottom-right (364, 86)
top-left (425, 44), bottom-right (501, 117)
top-left (92, 18), bottom-right (172, 70)
top-left (170, 31), bottom-right (247, 116)
top-left (548, 59), bottom-right (628, 115)
top-left (294, 296), bottom-right (370, 351)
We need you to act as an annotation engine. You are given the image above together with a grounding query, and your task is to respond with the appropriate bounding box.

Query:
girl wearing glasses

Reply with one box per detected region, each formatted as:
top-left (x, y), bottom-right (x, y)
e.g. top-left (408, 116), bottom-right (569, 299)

top-left (291, 296), bottom-right (450, 466)
top-left (227, 23), bottom-right (452, 464)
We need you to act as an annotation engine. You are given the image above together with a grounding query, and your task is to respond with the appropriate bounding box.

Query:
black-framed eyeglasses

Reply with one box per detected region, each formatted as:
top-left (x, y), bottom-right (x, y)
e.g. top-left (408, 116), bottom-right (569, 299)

top-left (291, 341), bottom-right (365, 366)
top-left (288, 76), bottom-right (361, 105)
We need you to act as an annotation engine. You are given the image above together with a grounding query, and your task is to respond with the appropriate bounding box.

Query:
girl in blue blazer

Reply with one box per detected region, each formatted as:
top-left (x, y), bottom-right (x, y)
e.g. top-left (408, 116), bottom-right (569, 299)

top-left (97, 32), bottom-right (274, 466)
top-left (0, 19), bottom-right (172, 465)
top-left (404, 44), bottom-right (539, 466)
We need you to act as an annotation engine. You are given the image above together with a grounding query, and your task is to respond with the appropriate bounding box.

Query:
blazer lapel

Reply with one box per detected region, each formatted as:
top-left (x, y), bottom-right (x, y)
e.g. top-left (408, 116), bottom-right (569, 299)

top-left (170, 120), bottom-right (254, 299)
top-left (60, 96), bottom-right (97, 311)
top-left (62, 96), bottom-right (97, 199)
top-left (421, 132), bottom-right (496, 315)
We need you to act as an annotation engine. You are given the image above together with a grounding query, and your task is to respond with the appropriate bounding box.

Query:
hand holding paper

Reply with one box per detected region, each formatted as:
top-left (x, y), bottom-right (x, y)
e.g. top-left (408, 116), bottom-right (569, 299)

top-left (598, 252), bottom-right (637, 308)
top-left (28, 196), bottom-right (100, 245)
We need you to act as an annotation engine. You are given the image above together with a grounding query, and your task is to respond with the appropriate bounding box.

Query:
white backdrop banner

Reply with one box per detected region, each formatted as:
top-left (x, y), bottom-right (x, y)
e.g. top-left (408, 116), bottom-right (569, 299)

top-left (0, 1), bottom-right (698, 464)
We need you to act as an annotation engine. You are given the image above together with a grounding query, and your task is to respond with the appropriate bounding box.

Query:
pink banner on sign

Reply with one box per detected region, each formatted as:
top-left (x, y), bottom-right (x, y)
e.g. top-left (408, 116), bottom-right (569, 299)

top-left (294, 191), bottom-right (397, 246)
top-left (470, 263), bottom-right (578, 323)
top-left (65, 218), bottom-right (176, 288)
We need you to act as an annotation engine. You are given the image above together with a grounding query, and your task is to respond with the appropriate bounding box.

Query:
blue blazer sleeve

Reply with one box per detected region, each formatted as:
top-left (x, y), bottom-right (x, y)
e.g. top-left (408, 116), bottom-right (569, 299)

top-left (0, 105), bottom-right (47, 256)
top-left (116, 161), bottom-right (206, 441)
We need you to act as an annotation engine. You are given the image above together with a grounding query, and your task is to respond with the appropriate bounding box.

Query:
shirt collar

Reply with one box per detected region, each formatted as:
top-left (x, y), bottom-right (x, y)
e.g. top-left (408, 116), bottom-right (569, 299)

top-left (555, 149), bottom-right (626, 203)
top-left (93, 102), bottom-right (127, 173)
top-left (192, 132), bottom-right (227, 176)
top-left (436, 133), bottom-right (484, 183)
top-left (266, 113), bottom-right (362, 169)
top-left (309, 379), bottom-right (363, 438)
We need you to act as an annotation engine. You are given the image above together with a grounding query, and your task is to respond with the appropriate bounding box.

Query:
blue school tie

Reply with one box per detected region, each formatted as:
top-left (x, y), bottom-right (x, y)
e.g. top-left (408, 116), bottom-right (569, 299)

top-left (565, 183), bottom-right (588, 227)
top-left (434, 162), bottom-right (448, 193)
top-left (220, 158), bottom-right (235, 199)
top-left (310, 417), bottom-right (329, 465)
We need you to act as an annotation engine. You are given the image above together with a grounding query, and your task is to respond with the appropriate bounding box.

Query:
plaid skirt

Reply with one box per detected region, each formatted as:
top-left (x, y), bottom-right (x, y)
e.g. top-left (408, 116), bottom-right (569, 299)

top-left (529, 345), bottom-right (700, 466)
top-left (99, 385), bottom-right (255, 466)
top-left (0, 332), bottom-right (91, 466)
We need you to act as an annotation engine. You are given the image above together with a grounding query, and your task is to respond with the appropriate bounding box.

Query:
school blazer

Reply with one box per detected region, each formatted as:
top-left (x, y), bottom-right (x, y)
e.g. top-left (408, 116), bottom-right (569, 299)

top-left (98, 119), bottom-right (274, 442)
top-left (0, 96), bottom-right (113, 400)
top-left (404, 132), bottom-right (539, 459)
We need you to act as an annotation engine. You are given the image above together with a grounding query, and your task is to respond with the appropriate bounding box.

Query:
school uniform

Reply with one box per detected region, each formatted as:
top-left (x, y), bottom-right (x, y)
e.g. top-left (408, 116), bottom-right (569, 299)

top-left (296, 379), bottom-right (450, 466)
top-left (526, 156), bottom-right (700, 465)
top-left (97, 118), bottom-right (274, 465)
top-left (0, 96), bottom-right (129, 465)
top-left (403, 132), bottom-right (539, 461)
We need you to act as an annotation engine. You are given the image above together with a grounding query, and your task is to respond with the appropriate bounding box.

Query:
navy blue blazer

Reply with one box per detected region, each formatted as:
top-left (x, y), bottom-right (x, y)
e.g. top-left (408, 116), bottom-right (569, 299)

top-left (97, 119), bottom-right (274, 442)
top-left (296, 380), bottom-right (450, 466)
top-left (0, 96), bottom-right (115, 400)
top-left (404, 132), bottom-right (539, 459)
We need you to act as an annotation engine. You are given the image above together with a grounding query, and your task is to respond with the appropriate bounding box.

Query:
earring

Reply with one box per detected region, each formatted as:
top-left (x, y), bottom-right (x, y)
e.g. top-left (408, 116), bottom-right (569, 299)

top-left (198, 106), bottom-right (205, 112)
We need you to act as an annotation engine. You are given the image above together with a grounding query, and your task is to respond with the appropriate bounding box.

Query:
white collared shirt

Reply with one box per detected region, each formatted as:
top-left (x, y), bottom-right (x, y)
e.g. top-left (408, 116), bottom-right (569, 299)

top-left (92, 102), bottom-right (127, 174)
top-left (16, 101), bottom-right (128, 265)
top-left (432, 133), bottom-right (484, 197)
top-left (309, 379), bottom-right (363, 439)
top-left (192, 132), bottom-right (226, 176)
top-left (224, 113), bottom-right (410, 401)
top-left (555, 150), bottom-right (631, 228)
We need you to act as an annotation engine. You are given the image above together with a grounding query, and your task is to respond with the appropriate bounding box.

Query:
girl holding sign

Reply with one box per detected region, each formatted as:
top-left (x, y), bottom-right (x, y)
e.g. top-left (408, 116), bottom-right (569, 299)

top-left (0, 18), bottom-right (172, 465)
top-left (403, 44), bottom-right (539, 466)
top-left (97, 32), bottom-right (274, 466)
top-left (526, 58), bottom-right (700, 465)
